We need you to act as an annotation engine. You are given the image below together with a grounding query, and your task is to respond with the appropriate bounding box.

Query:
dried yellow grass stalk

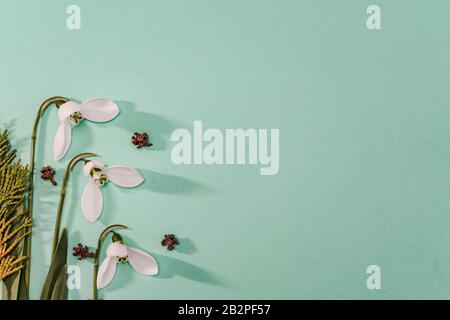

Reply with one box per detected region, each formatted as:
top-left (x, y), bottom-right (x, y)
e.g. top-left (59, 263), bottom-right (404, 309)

top-left (0, 130), bottom-right (31, 282)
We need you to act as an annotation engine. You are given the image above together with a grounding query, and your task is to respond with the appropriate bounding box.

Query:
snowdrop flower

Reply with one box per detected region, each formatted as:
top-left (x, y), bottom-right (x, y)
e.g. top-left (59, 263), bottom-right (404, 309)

top-left (97, 233), bottom-right (158, 289)
top-left (82, 160), bottom-right (144, 222)
top-left (53, 98), bottom-right (119, 161)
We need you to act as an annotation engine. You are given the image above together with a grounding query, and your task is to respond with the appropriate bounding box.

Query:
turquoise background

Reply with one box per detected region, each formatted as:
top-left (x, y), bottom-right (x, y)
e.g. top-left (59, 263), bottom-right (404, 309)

top-left (0, 0), bottom-right (450, 299)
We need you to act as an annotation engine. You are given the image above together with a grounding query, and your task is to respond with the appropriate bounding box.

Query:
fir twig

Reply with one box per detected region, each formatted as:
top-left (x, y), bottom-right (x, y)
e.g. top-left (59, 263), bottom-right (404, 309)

top-left (0, 130), bottom-right (31, 282)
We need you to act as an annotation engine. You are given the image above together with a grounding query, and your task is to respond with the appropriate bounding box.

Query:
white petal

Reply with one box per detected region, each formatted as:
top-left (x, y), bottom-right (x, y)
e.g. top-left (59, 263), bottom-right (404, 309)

top-left (106, 165), bottom-right (144, 188)
top-left (58, 101), bottom-right (81, 121)
top-left (81, 181), bottom-right (103, 222)
top-left (53, 120), bottom-right (72, 161)
top-left (127, 246), bottom-right (158, 276)
top-left (96, 256), bottom-right (117, 289)
top-left (106, 242), bottom-right (128, 257)
top-left (83, 160), bottom-right (106, 176)
top-left (80, 98), bottom-right (119, 122)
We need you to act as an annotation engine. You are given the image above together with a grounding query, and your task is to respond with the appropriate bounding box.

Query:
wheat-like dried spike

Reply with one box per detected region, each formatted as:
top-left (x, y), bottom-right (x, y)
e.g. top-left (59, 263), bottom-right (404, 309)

top-left (0, 230), bottom-right (31, 259)
top-left (0, 214), bottom-right (21, 234)
top-left (0, 217), bottom-right (32, 247)
top-left (0, 255), bottom-right (27, 281)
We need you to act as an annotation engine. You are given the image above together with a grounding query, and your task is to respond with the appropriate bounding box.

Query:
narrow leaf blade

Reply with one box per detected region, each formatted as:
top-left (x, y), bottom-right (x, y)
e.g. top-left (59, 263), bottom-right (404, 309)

top-left (50, 265), bottom-right (68, 300)
top-left (40, 228), bottom-right (68, 300)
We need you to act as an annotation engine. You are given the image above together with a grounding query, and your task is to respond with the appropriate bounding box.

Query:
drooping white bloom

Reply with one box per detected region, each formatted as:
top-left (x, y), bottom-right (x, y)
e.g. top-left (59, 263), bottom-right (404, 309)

top-left (97, 240), bottom-right (158, 289)
top-left (82, 160), bottom-right (144, 222)
top-left (53, 98), bottom-right (119, 161)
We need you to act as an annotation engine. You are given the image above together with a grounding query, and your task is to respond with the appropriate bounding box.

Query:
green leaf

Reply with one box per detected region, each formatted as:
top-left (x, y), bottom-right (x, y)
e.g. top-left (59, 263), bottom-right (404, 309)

top-left (51, 265), bottom-right (68, 300)
top-left (2, 268), bottom-right (28, 300)
top-left (40, 228), bottom-right (68, 300)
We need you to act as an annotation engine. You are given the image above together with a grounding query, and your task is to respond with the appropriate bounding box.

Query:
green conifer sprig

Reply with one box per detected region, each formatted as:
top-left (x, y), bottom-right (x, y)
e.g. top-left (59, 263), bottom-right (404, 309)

top-left (0, 130), bottom-right (31, 282)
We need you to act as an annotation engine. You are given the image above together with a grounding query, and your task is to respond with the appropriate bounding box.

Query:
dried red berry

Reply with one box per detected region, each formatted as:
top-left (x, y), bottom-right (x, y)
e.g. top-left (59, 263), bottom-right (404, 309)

top-left (161, 234), bottom-right (179, 251)
top-left (132, 132), bottom-right (152, 149)
top-left (40, 166), bottom-right (57, 186)
top-left (72, 243), bottom-right (96, 260)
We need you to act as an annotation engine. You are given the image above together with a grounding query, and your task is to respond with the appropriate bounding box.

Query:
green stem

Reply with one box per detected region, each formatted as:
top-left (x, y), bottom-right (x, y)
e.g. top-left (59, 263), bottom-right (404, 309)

top-left (51, 152), bottom-right (97, 256)
top-left (24, 96), bottom-right (69, 295)
top-left (93, 224), bottom-right (128, 300)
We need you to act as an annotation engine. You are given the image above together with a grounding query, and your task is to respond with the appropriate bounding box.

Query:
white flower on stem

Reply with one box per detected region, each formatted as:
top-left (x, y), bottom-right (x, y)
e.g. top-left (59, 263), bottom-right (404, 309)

top-left (81, 160), bottom-right (144, 222)
top-left (97, 237), bottom-right (158, 289)
top-left (53, 98), bottom-right (119, 161)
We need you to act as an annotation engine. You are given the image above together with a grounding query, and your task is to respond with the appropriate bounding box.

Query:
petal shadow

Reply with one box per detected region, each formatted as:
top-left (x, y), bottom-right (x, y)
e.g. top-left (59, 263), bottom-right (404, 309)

top-left (114, 100), bottom-right (181, 151)
top-left (136, 168), bottom-right (207, 195)
top-left (174, 237), bottom-right (197, 255)
top-left (122, 236), bottom-right (231, 289)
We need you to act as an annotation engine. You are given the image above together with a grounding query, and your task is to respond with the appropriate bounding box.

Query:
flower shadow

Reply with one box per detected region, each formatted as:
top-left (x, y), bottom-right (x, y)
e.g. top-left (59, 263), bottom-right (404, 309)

top-left (113, 100), bottom-right (180, 151)
top-left (174, 237), bottom-right (197, 255)
top-left (152, 252), bottom-right (230, 287)
top-left (136, 168), bottom-right (207, 195)
top-left (101, 236), bottom-right (231, 295)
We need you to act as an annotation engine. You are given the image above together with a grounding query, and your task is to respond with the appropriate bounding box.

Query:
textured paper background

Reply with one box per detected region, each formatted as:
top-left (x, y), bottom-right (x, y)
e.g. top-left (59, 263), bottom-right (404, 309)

top-left (1, 0), bottom-right (450, 299)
